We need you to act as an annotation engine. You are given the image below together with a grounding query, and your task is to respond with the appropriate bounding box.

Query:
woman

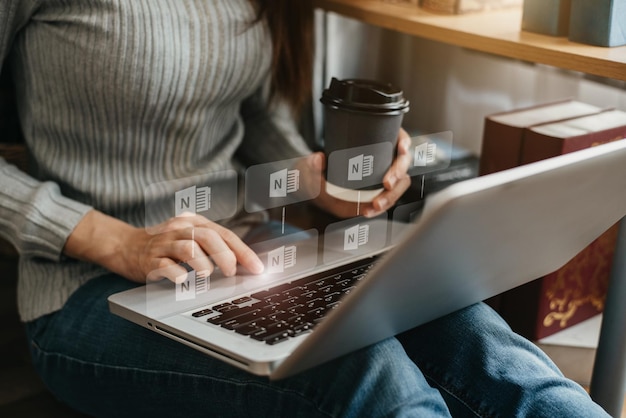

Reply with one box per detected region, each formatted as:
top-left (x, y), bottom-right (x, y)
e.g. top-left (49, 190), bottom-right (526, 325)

top-left (0, 1), bottom-right (609, 416)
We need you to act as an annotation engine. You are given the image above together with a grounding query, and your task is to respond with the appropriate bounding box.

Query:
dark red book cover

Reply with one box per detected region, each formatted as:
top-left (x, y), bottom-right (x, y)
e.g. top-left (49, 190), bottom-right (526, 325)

top-left (479, 99), bottom-right (601, 175)
top-left (483, 107), bottom-right (626, 339)
top-left (497, 223), bottom-right (619, 340)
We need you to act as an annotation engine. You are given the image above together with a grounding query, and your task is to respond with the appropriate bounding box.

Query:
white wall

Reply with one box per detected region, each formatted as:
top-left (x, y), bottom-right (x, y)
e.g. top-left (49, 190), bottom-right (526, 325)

top-left (316, 12), bottom-right (626, 156)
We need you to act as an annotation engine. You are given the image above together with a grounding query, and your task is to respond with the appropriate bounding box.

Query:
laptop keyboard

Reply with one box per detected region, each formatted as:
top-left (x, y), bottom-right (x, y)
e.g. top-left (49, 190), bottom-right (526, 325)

top-left (191, 258), bottom-right (377, 345)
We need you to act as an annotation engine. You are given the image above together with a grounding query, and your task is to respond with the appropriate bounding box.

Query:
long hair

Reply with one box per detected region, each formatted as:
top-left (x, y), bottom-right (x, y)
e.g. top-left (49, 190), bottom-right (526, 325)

top-left (255, 0), bottom-right (314, 113)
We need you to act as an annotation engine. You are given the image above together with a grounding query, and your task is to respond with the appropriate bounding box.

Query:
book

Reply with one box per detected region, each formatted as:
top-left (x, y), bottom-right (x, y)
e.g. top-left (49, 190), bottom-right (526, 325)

top-left (521, 109), bottom-right (626, 163)
top-left (488, 108), bottom-right (626, 340)
top-left (479, 100), bottom-right (602, 176)
top-left (496, 224), bottom-right (620, 340)
top-left (420, 0), bottom-right (521, 14)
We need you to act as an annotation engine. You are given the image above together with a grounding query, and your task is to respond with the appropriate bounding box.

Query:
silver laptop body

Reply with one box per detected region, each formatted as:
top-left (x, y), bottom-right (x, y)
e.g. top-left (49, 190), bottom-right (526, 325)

top-left (108, 139), bottom-right (626, 380)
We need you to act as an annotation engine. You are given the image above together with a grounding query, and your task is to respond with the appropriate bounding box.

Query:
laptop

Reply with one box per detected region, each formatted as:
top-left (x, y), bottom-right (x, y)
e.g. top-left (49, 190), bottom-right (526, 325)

top-left (108, 139), bottom-right (626, 380)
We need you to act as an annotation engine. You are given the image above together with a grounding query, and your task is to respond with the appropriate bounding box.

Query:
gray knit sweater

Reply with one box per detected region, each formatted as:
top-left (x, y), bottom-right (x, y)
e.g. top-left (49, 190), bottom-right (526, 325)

top-left (0, 0), bottom-right (311, 322)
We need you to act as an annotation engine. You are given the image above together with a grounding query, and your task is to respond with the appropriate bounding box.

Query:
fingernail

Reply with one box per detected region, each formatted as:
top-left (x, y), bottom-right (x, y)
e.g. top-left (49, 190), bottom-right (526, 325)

top-left (387, 175), bottom-right (396, 188)
top-left (175, 272), bottom-right (189, 284)
top-left (377, 197), bottom-right (388, 211)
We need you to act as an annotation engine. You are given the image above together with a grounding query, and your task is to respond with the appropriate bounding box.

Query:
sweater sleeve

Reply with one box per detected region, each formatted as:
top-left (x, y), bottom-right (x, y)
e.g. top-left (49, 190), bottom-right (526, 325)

top-left (0, 0), bottom-right (38, 62)
top-left (0, 0), bottom-right (93, 261)
top-left (237, 81), bottom-right (313, 166)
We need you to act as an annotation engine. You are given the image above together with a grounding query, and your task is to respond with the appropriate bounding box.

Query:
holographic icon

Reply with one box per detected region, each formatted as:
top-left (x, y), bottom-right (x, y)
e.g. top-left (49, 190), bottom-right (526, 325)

top-left (266, 245), bottom-right (297, 274)
top-left (414, 142), bottom-right (437, 167)
top-left (175, 185), bottom-right (211, 217)
top-left (175, 269), bottom-right (210, 301)
top-left (269, 169), bottom-right (300, 198)
top-left (343, 224), bottom-right (370, 251)
top-left (347, 154), bottom-right (374, 181)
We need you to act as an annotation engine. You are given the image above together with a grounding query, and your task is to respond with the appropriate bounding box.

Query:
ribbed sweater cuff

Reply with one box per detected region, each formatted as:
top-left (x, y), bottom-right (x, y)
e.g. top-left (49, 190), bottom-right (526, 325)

top-left (0, 164), bottom-right (93, 261)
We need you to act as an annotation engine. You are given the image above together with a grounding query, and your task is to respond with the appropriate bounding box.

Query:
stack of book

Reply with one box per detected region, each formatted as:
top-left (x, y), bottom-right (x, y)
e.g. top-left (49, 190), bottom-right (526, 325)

top-left (480, 99), bottom-right (626, 340)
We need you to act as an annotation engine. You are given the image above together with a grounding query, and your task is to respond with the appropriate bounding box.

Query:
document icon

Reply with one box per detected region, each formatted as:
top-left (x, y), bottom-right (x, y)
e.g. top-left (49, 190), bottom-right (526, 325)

top-left (414, 143), bottom-right (437, 167)
top-left (175, 185), bottom-right (211, 217)
top-left (347, 154), bottom-right (374, 181)
top-left (269, 169), bottom-right (300, 198)
top-left (344, 224), bottom-right (369, 251)
top-left (175, 269), bottom-right (210, 301)
top-left (267, 245), bottom-right (297, 274)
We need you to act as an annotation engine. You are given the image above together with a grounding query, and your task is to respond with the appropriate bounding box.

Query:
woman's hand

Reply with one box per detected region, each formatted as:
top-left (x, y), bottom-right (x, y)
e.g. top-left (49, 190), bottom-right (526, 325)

top-left (63, 210), bottom-right (264, 284)
top-left (301, 128), bottom-right (412, 219)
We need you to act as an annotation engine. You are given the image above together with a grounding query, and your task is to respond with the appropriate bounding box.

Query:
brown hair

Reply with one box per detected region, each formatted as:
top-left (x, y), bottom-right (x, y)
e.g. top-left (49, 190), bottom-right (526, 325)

top-left (255, 0), bottom-right (315, 113)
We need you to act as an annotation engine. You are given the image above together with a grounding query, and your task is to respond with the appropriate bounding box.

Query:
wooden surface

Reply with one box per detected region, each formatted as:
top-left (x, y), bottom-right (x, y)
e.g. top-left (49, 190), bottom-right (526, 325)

top-left (313, 0), bottom-right (626, 82)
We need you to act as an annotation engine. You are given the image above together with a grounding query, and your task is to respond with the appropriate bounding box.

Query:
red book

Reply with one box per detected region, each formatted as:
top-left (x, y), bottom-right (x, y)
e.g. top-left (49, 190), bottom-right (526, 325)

top-left (521, 109), bottom-right (626, 163)
top-left (479, 99), bottom-right (601, 175)
top-left (493, 109), bottom-right (626, 339)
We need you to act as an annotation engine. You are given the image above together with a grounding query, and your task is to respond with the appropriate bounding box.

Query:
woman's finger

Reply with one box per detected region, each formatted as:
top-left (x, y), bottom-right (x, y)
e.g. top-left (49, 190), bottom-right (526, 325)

top-left (213, 226), bottom-right (265, 275)
top-left (193, 227), bottom-right (239, 276)
top-left (363, 174), bottom-right (411, 218)
top-left (146, 258), bottom-right (189, 284)
top-left (383, 132), bottom-right (412, 191)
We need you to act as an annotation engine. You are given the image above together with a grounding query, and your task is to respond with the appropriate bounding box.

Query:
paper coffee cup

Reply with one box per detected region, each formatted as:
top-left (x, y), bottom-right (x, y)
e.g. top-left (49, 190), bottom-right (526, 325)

top-left (320, 78), bottom-right (409, 202)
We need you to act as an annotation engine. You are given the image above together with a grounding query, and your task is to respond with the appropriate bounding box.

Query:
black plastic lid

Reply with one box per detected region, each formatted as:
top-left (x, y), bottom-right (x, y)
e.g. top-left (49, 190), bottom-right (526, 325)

top-left (320, 78), bottom-right (409, 114)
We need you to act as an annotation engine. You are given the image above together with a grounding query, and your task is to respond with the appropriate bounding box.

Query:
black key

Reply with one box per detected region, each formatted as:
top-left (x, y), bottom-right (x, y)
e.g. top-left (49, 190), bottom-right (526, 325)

top-left (245, 317), bottom-right (279, 330)
top-left (249, 328), bottom-right (271, 340)
top-left (232, 296), bottom-right (253, 305)
top-left (234, 323), bottom-right (262, 336)
top-left (208, 306), bottom-right (260, 326)
top-left (302, 308), bottom-right (327, 323)
top-left (290, 273), bottom-right (330, 288)
top-left (250, 289), bottom-right (278, 300)
top-left (264, 292), bottom-right (292, 305)
top-left (319, 285), bottom-right (335, 294)
top-left (250, 282), bottom-right (299, 301)
top-left (257, 304), bottom-right (283, 317)
top-left (294, 290), bottom-right (318, 303)
top-left (311, 277), bottom-right (332, 289)
top-left (342, 286), bottom-right (356, 295)
top-left (322, 292), bottom-right (342, 305)
top-left (304, 298), bottom-right (326, 312)
top-left (249, 319), bottom-right (290, 341)
top-left (335, 279), bottom-right (355, 290)
top-left (282, 286), bottom-right (306, 299)
top-left (279, 298), bottom-right (302, 311)
top-left (267, 310), bottom-right (297, 323)
top-left (212, 302), bottom-right (236, 312)
top-left (261, 322), bottom-right (293, 342)
top-left (292, 322), bottom-right (314, 336)
top-left (264, 331), bottom-right (294, 345)
top-left (191, 308), bottom-right (213, 318)
top-left (223, 310), bottom-right (266, 330)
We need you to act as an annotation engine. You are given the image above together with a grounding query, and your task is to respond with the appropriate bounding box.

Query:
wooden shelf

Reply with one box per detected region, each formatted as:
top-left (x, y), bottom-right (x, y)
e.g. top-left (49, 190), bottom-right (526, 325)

top-left (313, 0), bottom-right (626, 82)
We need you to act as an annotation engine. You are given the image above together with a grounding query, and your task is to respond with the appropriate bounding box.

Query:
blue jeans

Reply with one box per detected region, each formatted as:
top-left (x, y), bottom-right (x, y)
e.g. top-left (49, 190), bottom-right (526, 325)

top-left (25, 274), bottom-right (608, 418)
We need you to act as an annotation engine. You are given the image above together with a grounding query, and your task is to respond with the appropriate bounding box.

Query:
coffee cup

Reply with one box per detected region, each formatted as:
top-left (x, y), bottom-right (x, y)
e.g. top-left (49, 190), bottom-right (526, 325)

top-left (320, 78), bottom-right (409, 202)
